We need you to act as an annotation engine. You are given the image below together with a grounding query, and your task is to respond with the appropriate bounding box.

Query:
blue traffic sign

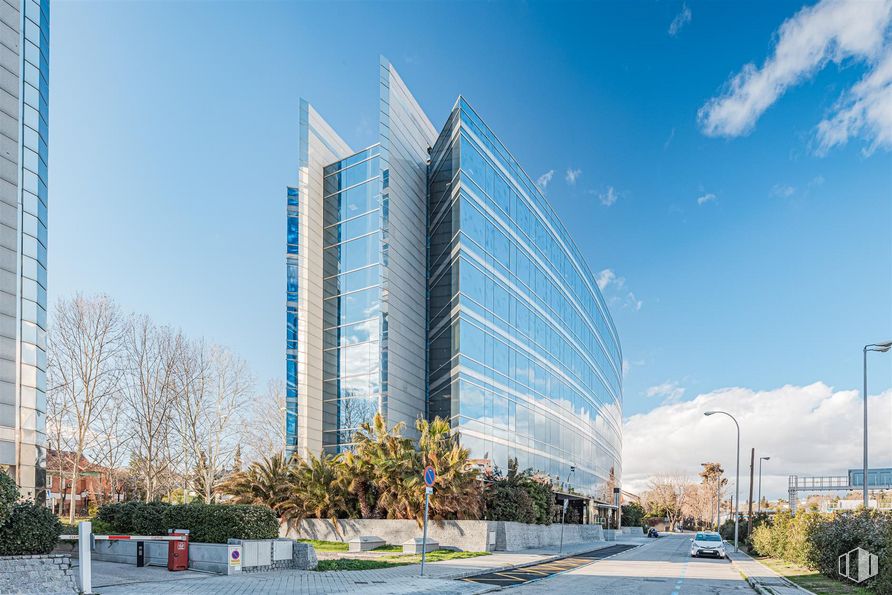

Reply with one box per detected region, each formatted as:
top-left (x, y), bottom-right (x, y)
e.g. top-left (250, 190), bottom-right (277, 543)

top-left (424, 465), bottom-right (436, 487)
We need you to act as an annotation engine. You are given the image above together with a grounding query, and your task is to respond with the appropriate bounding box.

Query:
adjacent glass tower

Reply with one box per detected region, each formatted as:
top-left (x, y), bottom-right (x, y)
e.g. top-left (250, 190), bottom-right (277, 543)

top-left (0, 0), bottom-right (50, 498)
top-left (427, 100), bottom-right (622, 503)
top-left (287, 59), bottom-right (621, 504)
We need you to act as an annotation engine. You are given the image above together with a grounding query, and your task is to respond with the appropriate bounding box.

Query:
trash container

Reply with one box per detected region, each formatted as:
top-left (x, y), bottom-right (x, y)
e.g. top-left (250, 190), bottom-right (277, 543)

top-left (167, 529), bottom-right (190, 571)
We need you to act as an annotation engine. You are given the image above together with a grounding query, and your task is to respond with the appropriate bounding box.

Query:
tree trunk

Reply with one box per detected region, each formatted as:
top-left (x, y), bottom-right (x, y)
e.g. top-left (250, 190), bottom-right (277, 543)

top-left (68, 451), bottom-right (81, 525)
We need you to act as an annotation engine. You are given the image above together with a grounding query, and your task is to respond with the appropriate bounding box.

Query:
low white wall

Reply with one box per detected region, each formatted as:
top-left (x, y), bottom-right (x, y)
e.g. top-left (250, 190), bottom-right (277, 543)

top-left (282, 519), bottom-right (604, 552)
top-left (498, 521), bottom-right (603, 550)
top-left (93, 540), bottom-right (233, 574)
top-left (283, 519), bottom-right (492, 552)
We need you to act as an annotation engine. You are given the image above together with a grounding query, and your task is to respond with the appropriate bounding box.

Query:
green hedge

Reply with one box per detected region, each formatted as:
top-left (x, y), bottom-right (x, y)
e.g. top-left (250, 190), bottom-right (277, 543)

top-left (95, 502), bottom-right (278, 544)
top-left (0, 502), bottom-right (62, 555)
top-left (0, 472), bottom-right (16, 527)
top-left (750, 510), bottom-right (892, 593)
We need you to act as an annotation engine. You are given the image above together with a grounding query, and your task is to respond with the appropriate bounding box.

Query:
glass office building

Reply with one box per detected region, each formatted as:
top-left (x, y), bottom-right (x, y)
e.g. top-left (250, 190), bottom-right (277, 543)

top-left (288, 58), bottom-right (621, 505)
top-left (0, 0), bottom-right (50, 498)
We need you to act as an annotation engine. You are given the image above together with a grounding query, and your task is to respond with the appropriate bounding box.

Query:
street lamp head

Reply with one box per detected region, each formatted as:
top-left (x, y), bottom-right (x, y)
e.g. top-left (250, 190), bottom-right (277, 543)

top-left (876, 340), bottom-right (892, 348)
top-left (762, 456), bottom-right (771, 461)
top-left (875, 344), bottom-right (892, 353)
top-left (704, 411), bottom-right (717, 416)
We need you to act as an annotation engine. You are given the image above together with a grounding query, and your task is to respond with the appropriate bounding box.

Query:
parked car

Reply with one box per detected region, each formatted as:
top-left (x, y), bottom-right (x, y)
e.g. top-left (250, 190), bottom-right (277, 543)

top-left (647, 527), bottom-right (660, 538)
top-left (689, 531), bottom-right (726, 558)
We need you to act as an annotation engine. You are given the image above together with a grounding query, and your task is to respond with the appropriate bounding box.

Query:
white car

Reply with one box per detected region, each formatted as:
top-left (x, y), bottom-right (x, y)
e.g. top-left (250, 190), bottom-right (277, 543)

top-left (690, 531), bottom-right (726, 558)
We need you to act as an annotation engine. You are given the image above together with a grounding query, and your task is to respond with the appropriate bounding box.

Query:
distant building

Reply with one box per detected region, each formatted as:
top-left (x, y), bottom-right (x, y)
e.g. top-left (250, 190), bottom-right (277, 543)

top-left (286, 57), bottom-right (622, 513)
top-left (45, 450), bottom-right (119, 515)
top-left (0, 0), bottom-right (50, 499)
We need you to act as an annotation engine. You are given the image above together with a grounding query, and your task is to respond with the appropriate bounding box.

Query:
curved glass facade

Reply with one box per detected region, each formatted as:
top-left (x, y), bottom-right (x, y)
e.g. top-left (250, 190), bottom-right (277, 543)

top-left (427, 99), bottom-right (622, 502)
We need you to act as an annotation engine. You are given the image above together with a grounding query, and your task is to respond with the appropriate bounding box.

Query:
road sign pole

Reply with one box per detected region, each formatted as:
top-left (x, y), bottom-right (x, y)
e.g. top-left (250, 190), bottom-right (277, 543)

top-left (421, 466), bottom-right (436, 577)
top-left (421, 488), bottom-right (431, 576)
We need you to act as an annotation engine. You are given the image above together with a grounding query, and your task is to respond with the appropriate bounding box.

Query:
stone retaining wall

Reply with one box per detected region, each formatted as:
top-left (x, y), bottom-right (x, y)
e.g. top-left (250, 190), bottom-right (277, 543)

top-left (0, 554), bottom-right (77, 594)
top-left (283, 519), bottom-right (604, 552)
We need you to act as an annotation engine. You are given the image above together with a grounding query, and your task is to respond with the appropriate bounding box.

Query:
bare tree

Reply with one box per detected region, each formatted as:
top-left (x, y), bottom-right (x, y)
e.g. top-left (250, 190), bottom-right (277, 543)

top-left (45, 377), bottom-right (72, 514)
top-left (643, 472), bottom-right (690, 531)
top-left (48, 294), bottom-right (126, 524)
top-left (92, 396), bottom-right (131, 504)
top-left (123, 317), bottom-right (183, 501)
top-left (241, 380), bottom-right (286, 464)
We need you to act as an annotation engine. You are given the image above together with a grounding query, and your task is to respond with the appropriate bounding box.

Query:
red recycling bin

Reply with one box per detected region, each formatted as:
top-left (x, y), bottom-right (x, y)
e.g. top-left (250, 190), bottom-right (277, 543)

top-left (167, 529), bottom-right (190, 571)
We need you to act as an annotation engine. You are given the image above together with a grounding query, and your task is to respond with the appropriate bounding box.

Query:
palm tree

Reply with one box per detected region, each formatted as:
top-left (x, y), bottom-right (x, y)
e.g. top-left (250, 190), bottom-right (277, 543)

top-left (416, 417), bottom-right (483, 521)
top-left (216, 452), bottom-right (291, 508)
top-left (278, 452), bottom-right (352, 533)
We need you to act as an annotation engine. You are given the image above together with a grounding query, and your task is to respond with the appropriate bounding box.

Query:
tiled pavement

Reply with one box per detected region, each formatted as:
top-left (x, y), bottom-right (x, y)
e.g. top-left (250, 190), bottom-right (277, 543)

top-left (96, 540), bottom-right (643, 594)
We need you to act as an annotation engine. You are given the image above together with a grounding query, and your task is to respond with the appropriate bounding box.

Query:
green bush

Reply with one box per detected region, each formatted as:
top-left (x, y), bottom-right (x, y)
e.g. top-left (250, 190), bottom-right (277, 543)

top-left (0, 502), bottom-right (61, 555)
top-left (621, 502), bottom-right (645, 527)
top-left (0, 472), bottom-right (17, 526)
top-left (95, 502), bottom-right (278, 543)
top-left (483, 460), bottom-right (554, 525)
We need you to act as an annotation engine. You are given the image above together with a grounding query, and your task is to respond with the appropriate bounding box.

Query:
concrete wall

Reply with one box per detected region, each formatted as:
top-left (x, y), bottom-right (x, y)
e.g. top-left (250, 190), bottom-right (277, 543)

top-left (0, 554), bottom-right (77, 594)
top-left (498, 522), bottom-right (604, 551)
top-left (283, 518), bottom-right (604, 552)
top-left (92, 541), bottom-right (234, 575)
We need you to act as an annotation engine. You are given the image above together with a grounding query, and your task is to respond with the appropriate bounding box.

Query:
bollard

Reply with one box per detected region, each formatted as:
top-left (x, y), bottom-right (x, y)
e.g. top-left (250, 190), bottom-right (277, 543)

top-left (78, 521), bottom-right (93, 594)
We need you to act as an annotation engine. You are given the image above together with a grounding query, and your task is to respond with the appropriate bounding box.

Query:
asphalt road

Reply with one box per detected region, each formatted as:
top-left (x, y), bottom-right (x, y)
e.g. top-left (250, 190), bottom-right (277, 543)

top-left (511, 534), bottom-right (754, 594)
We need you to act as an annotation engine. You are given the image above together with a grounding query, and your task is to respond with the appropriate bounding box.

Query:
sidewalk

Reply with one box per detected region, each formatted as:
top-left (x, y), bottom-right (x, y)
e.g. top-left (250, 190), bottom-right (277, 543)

top-left (727, 549), bottom-right (815, 595)
top-left (97, 539), bottom-right (644, 594)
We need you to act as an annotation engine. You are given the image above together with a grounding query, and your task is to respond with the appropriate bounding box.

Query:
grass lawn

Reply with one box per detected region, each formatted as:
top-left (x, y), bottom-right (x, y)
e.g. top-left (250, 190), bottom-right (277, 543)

top-left (298, 539), bottom-right (348, 552)
top-left (372, 544), bottom-right (403, 552)
top-left (313, 549), bottom-right (490, 571)
top-left (758, 557), bottom-right (872, 595)
top-left (385, 549), bottom-right (491, 564)
top-left (314, 559), bottom-right (410, 572)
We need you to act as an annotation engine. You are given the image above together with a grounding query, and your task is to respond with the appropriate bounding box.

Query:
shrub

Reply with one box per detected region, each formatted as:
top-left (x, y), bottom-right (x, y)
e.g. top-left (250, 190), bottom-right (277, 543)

top-left (621, 502), bottom-right (645, 527)
top-left (0, 472), bottom-right (17, 526)
top-left (0, 502), bottom-right (61, 555)
top-left (163, 503), bottom-right (278, 543)
top-left (95, 502), bottom-right (278, 544)
top-left (483, 460), bottom-right (553, 525)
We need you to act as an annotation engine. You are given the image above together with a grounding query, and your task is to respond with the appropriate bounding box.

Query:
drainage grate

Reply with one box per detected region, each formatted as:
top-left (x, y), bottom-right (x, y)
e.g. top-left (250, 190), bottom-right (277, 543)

top-left (460, 544), bottom-right (637, 586)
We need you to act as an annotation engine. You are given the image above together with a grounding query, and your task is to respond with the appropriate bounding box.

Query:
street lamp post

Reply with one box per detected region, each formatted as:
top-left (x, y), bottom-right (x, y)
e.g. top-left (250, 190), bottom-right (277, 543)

top-left (862, 341), bottom-right (892, 509)
top-left (758, 456), bottom-right (770, 513)
top-left (705, 410), bottom-right (740, 552)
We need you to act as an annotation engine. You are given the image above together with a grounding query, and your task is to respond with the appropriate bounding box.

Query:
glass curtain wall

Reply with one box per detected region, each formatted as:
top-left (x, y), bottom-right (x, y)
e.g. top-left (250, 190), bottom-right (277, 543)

top-left (321, 146), bottom-right (384, 451)
top-left (428, 99), bottom-right (622, 501)
top-left (18, 0), bottom-right (50, 493)
top-left (285, 187), bottom-right (299, 452)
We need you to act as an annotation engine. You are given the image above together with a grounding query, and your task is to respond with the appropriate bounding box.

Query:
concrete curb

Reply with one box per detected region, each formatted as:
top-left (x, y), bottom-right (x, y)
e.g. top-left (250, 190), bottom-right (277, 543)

top-left (727, 550), bottom-right (816, 595)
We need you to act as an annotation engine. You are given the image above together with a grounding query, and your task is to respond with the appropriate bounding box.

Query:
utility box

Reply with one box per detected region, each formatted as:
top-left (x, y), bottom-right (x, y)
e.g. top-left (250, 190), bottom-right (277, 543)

top-left (167, 529), bottom-right (190, 571)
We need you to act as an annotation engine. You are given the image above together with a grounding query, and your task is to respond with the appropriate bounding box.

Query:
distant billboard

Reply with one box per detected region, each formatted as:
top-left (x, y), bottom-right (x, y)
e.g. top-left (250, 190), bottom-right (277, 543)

top-left (848, 468), bottom-right (892, 488)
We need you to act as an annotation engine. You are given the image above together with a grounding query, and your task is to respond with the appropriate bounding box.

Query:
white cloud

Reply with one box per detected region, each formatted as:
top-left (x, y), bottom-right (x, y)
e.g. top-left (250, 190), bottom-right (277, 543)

top-left (669, 3), bottom-right (692, 37)
top-left (771, 183), bottom-right (796, 197)
top-left (698, 0), bottom-right (892, 153)
top-left (565, 168), bottom-right (582, 185)
top-left (809, 174), bottom-right (826, 187)
top-left (596, 268), bottom-right (617, 291)
top-left (536, 170), bottom-right (555, 191)
top-left (596, 268), bottom-right (643, 310)
top-left (598, 186), bottom-right (619, 207)
top-left (646, 381), bottom-right (686, 404)
top-left (697, 192), bottom-right (717, 205)
top-left (817, 47), bottom-right (892, 154)
top-left (622, 382), bottom-right (892, 499)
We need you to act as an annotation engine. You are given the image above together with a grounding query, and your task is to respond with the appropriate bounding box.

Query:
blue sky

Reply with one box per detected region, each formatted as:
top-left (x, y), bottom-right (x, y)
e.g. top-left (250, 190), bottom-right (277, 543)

top-left (51, 0), bottom-right (891, 432)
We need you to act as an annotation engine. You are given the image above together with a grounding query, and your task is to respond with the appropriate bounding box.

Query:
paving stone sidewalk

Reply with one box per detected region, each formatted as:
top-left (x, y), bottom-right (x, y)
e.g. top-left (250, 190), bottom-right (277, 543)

top-left (95, 540), bottom-right (639, 594)
top-left (727, 549), bottom-right (815, 595)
